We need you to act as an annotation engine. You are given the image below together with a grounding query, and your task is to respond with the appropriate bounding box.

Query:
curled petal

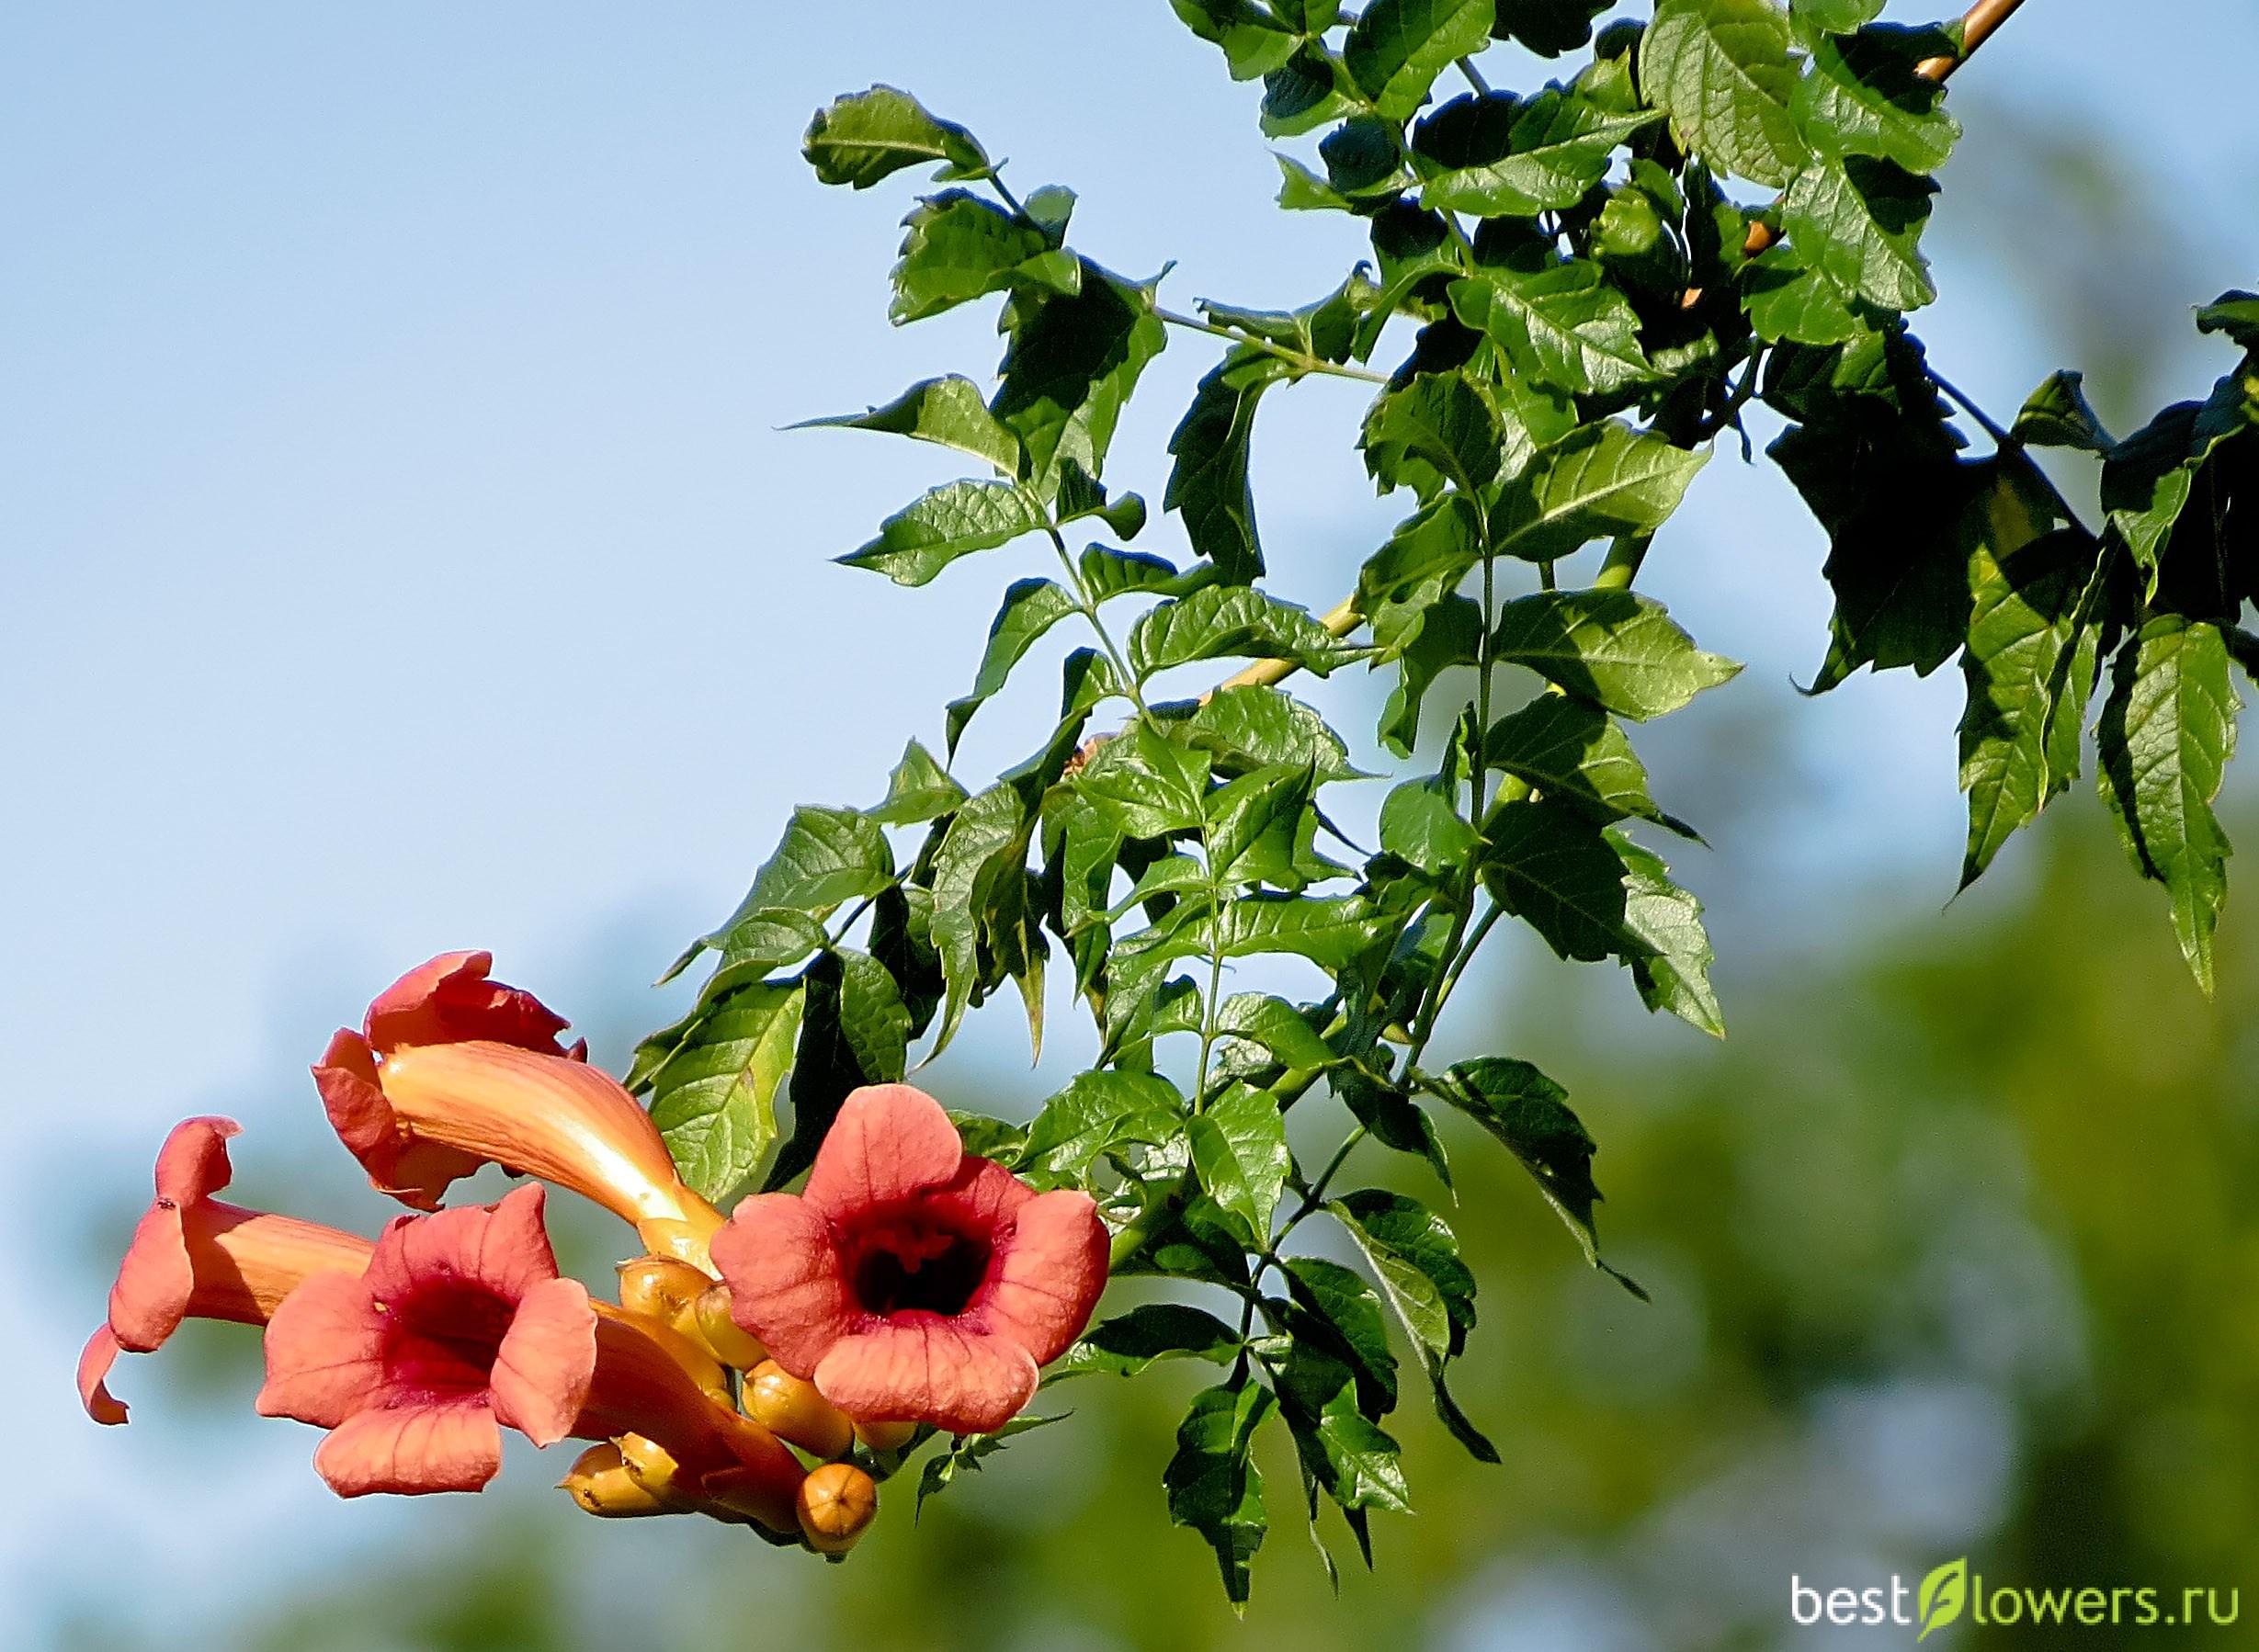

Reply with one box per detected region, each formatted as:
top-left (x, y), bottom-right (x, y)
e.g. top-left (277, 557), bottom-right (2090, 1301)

top-left (314, 1030), bottom-right (481, 1212)
top-left (709, 1194), bottom-right (854, 1379)
top-left (979, 1189), bottom-right (1108, 1365)
top-left (313, 1400), bottom-right (503, 1497)
top-left (153, 1116), bottom-right (239, 1207)
top-left (364, 951), bottom-right (569, 1056)
top-left (489, 1277), bottom-right (597, 1448)
top-left (108, 1116), bottom-right (244, 1350)
top-left (920, 1154), bottom-right (1035, 1238)
top-left (364, 1182), bottom-right (561, 1306)
top-left (256, 1271), bottom-right (387, 1429)
top-left (802, 1084), bottom-right (965, 1224)
top-left (813, 1318), bottom-right (1039, 1436)
top-left (78, 1329), bottom-right (130, 1425)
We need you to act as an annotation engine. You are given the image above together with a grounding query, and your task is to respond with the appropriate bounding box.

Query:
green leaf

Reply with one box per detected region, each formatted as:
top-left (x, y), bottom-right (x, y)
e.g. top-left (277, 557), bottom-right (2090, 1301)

top-left (927, 782), bottom-right (1030, 1057)
top-left (1167, 347), bottom-right (1290, 583)
top-left (1269, 1341), bottom-right (1412, 1521)
top-left (1916, 1557), bottom-right (1970, 1642)
top-left (995, 265), bottom-right (1168, 489)
top-left (1612, 831), bottom-right (1725, 1035)
top-left (1489, 419), bottom-right (1710, 561)
top-left (2012, 370), bottom-right (2115, 453)
top-left (868, 740), bottom-right (968, 826)
top-left (645, 979), bottom-right (804, 1203)
top-left (1494, 0), bottom-right (1618, 54)
top-left (890, 193), bottom-right (1061, 324)
top-left (1188, 1084), bottom-right (1291, 1249)
top-left (1418, 89), bottom-right (1660, 218)
top-left (1779, 156), bottom-right (1935, 311)
top-left (1130, 585), bottom-right (1350, 681)
top-left (948, 1110), bottom-right (1027, 1161)
top-left (1079, 543), bottom-right (1186, 602)
top-left (1207, 763), bottom-right (1318, 886)
top-left (1056, 1305), bottom-right (1243, 1377)
top-left (1449, 265), bottom-right (1654, 396)
top-left (1378, 593), bottom-right (1484, 757)
top-left (1284, 1257), bottom-right (1400, 1410)
top-left (1379, 776), bottom-right (1478, 876)
top-left (1345, 0), bottom-right (1498, 123)
top-left (1186, 686), bottom-right (1362, 781)
top-left (1018, 1070), bottom-right (1186, 1189)
top-left (2095, 617), bottom-right (2241, 994)
top-left (803, 86), bottom-right (989, 190)
top-left (1171, 0), bottom-right (1301, 80)
top-left (2197, 290), bottom-right (2259, 353)
top-left (1741, 245), bottom-right (1867, 345)
top-left (1792, 26), bottom-right (1959, 175)
top-left (1958, 526), bottom-right (2105, 888)
top-left (1330, 1191), bottom-right (1477, 1356)
top-left (721, 806), bottom-right (894, 926)
top-left (1491, 588), bottom-right (1742, 719)
top-left (916, 1414), bottom-right (1067, 1515)
top-left (839, 479), bottom-right (1046, 587)
top-left (1480, 795), bottom-right (1631, 961)
top-left (1262, 46), bottom-right (1363, 139)
top-left (1443, 1055), bottom-right (1640, 1291)
top-left (945, 578), bottom-right (1083, 752)
top-left (1639, 0), bottom-right (1809, 188)
top-left (1790, 0), bottom-right (1880, 29)
top-left (1164, 1383), bottom-right (1276, 1609)
top-left (1486, 693), bottom-right (1696, 836)
top-left (1075, 719), bottom-right (1210, 839)
top-left (1360, 493), bottom-right (1481, 615)
top-left (796, 374), bottom-right (1021, 474)
top-left (1362, 372), bottom-right (1506, 500)
top-left (2103, 401), bottom-right (2242, 589)
top-left (1217, 992), bottom-right (1340, 1070)
top-left (834, 948), bottom-right (913, 1085)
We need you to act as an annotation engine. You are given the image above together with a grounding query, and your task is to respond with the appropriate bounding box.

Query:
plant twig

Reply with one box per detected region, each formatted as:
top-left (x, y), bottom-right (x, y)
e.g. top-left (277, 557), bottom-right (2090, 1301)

top-left (1155, 307), bottom-right (1391, 384)
top-left (1199, 595), bottom-right (1364, 702)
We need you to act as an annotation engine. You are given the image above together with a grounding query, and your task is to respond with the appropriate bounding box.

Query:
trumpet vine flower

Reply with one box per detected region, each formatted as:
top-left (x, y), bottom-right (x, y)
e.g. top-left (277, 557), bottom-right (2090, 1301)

top-left (314, 952), bottom-right (724, 1267)
top-left (709, 1083), bottom-right (1107, 1436)
top-left (80, 1116), bottom-right (376, 1425)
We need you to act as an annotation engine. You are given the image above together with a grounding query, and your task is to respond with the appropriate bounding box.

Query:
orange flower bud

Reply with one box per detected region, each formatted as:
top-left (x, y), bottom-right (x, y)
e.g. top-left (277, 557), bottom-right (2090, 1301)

top-left (746, 1361), bottom-right (854, 1460)
top-left (614, 1431), bottom-right (700, 1511)
top-left (797, 1462), bottom-right (879, 1555)
top-left (854, 1419), bottom-right (918, 1452)
top-left (560, 1442), bottom-right (681, 1518)
top-left (695, 1283), bottom-right (769, 1370)
top-left (617, 1255), bottom-right (709, 1324)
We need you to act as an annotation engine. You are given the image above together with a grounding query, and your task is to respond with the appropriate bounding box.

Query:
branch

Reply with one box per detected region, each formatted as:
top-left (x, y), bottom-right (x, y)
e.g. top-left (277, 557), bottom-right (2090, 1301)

top-left (1155, 308), bottom-right (1391, 385)
top-left (1198, 595), bottom-right (1363, 703)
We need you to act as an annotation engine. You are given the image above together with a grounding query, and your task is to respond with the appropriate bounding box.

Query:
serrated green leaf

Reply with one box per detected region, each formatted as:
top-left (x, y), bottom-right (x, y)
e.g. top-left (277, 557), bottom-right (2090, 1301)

top-left (926, 782), bottom-right (1029, 1058)
top-left (1345, 0), bottom-right (1498, 123)
top-left (803, 86), bottom-right (989, 190)
top-left (1075, 719), bottom-right (1211, 839)
top-left (1217, 992), bottom-right (1340, 1069)
top-left (1079, 543), bottom-right (1186, 603)
top-left (1741, 245), bottom-right (1867, 345)
top-left (945, 578), bottom-right (1083, 753)
top-left (1168, 347), bottom-right (1290, 583)
top-left (797, 374), bottom-right (1020, 474)
top-left (996, 264), bottom-right (1167, 488)
top-left (1130, 585), bottom-right (1351, 681)
top-left (1186, 686), bottom-right (1364, 782)
top-left (1490, 419), bottom-right (1710, 561)
top-left (839, 479), bottom-right (1046, 587)
top-left (646, 979), bottom-right (804, 1203)
top-left (1958, 526), bottom-right (2104, 888)
top-left (1188, 1084), bottom-right (1291, 1248)
top-left (1172, 0), bottom-right (1302, 80)
top-left (1448, 263), bottom-right (1654, 396)
top-left (834, 948), bottom-right (912, 1084)
top-left (1640, 0), bottom-right (1809, 188)
top-left (1418, 89), bottom-right (1659, 218)
top-left (1491, 588), bottom-right (1742, 719)
top-left (1612, 831), bottom-right (1725, 1035)
top-left (1789, 0), bottom-right (1880, 29)
top-left (1779, 155), bottom-right (1935, 311)
top-left (2095, 617), bottom-right (2241, 994)
top-left (1792, 26), bottom-right (1958, 175)
top-left (716, 807), bottom-right (895, 931)
top-left (1207, 763), bottom-right (1317, 886)
top-left (1494, 0), bottom-right (1618, 54)
top-left (2103, 401), bottom-right (2242, 589)
top-left (1284, 1257), bottom-right (1400, 1410)
top-left (1056, 1304), bottom-right (1243, 1377)
top-left (1269, 1341), bottom-right (1412, 1522)
top-left (1263, 47), bottom-right (1362, 139)
top-left (1379, 776), bottom-right (1477, 875)
top-left (916, 1414), bottom-right (1067, 1514)
top-left (1444, 1055), bottom-right (1639, 1291)
top-left (2012, 370), bottom-right (2114, 453)
top-left (1479, 795), bottom-right (1631, 960)
top-left (1485, 693), bottom-right (1696, 835)
top-left (867, 740), bottom-right (968, 827)
top-left (1330, 1191), bottom-right (1477, 1355)
top-left (1362, 373), bottom-right (1506, 501)
top-left (1164, 1383), bottom-right (1275, 1609)
top-left (1018, 1069), bottom-right (1186, 1189)
top-left (1378, 592), bottom-right (1484, 757)
top-left (889, 193), bottom-right (1058, 324)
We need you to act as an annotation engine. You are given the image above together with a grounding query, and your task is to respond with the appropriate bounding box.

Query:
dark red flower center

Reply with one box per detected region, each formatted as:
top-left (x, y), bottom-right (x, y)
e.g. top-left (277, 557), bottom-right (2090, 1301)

top-left (381, 1279), bottom-right (517, 1399)
top-left (844, 1216), bottom-right (993, 1318)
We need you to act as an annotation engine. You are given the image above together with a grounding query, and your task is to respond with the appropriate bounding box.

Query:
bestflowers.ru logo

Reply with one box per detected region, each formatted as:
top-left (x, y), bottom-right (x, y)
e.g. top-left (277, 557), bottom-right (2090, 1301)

top-left (1790, 1558), bottom-right (2242, 1636)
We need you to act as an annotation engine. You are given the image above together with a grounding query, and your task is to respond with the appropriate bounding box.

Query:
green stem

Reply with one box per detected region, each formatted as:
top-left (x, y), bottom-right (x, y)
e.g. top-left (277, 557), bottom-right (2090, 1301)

top-left (1283, 1125), bottom-right (1368, 1231)
top-left (1154, 307), bottom-right (1390, 385)
top-left (1593, 532), bottom-right (1652, 591)
top-left (1456, 56), bottom-right (1492, 96)
top-left (1044, 521), bottom-right (1151, 719)
top-left (1929, 369), bottom-right (2094, 534)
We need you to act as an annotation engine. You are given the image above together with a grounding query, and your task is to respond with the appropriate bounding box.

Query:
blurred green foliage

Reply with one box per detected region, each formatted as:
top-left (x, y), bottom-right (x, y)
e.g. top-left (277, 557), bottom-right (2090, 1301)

top-left (126, 805), bottom-right (2253, 1651)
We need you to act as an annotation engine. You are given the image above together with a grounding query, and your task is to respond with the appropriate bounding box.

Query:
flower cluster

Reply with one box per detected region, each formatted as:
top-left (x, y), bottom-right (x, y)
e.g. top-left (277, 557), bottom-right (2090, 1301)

top-left (84, 952), bottom-right (1109, 1555)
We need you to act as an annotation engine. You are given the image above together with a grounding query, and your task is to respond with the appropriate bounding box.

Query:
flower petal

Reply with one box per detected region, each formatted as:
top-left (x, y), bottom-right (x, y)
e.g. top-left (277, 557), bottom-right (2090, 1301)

top-left (708, 1194), bottom-right (853, 1379)
top-left (489, 1276), bottom-right (596, 1448)
top-left (365, 951), bottom-right (570, 1056)
top-left (152, 1116), bottom-right (240, 1206)
top-left (312, 1400), bottom-right (503, 1497)
top-left (918, 1153), bottom-right (1035, 1236)
top-left (257, 1270), bottom-right (386, 1428)
top-left (976, 1189), bottom-right (1108, 1365)
top-left (363, 1182), bottom-right (560, 1307)
top-left (801, 1084), bottom-right (965, 1223)
top-left (813, 1318), bottom-right (1039, 1436)
top-left (107, 1198), bottom-right (193, 1352)
top-left (314, 1029), bottom-right (479, 1212)
top-left (77, 1328), bottom-right (130, 1425)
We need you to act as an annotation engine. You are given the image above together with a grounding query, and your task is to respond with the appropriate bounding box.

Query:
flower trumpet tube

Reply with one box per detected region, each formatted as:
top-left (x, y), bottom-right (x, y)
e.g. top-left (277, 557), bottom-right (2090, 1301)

top-left (80, 1116), bottom-right (376, 1425)
top-left (255, 1182), bottom-right (804, 1525)
top-left (314, 952), bottom-right (723, 1267)
top-left (709, 1083), bottom-right (1109, 1437)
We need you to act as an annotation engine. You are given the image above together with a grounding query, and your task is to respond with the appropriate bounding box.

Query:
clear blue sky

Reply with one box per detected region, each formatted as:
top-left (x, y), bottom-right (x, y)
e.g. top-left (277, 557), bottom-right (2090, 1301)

top-left (5, 3), bottom-right (2253, 1639)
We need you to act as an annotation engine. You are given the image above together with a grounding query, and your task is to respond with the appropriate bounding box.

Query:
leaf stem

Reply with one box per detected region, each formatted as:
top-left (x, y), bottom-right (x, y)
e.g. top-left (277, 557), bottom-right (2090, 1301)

top-left (1282, 1125), bottom-right (1368, 1231)
top-left (1045, 521), bottom-right (1152, 718)
top-left (1929, 372), bottom-right (2094, 533)
top-left (1155, 307), bottom-right (1391, 384)
top-left (1456, 56), bottom-right (1491, 96)
top-left (1593, 533), bottom-right (1651, 592)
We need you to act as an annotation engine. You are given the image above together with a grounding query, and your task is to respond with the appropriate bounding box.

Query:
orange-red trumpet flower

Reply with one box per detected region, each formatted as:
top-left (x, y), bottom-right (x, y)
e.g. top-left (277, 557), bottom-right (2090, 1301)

top-left (80, 1116), bottom-right (376, 1425)
top-left (710, 1083), bottom-right (1107, 1436)
top-left (313, 952), bottom-right (724, 1267)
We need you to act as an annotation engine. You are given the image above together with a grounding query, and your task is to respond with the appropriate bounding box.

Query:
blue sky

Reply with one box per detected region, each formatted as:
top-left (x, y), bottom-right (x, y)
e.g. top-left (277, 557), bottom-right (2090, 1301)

top-left (5, 2), bottom-right (2255, 1639)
